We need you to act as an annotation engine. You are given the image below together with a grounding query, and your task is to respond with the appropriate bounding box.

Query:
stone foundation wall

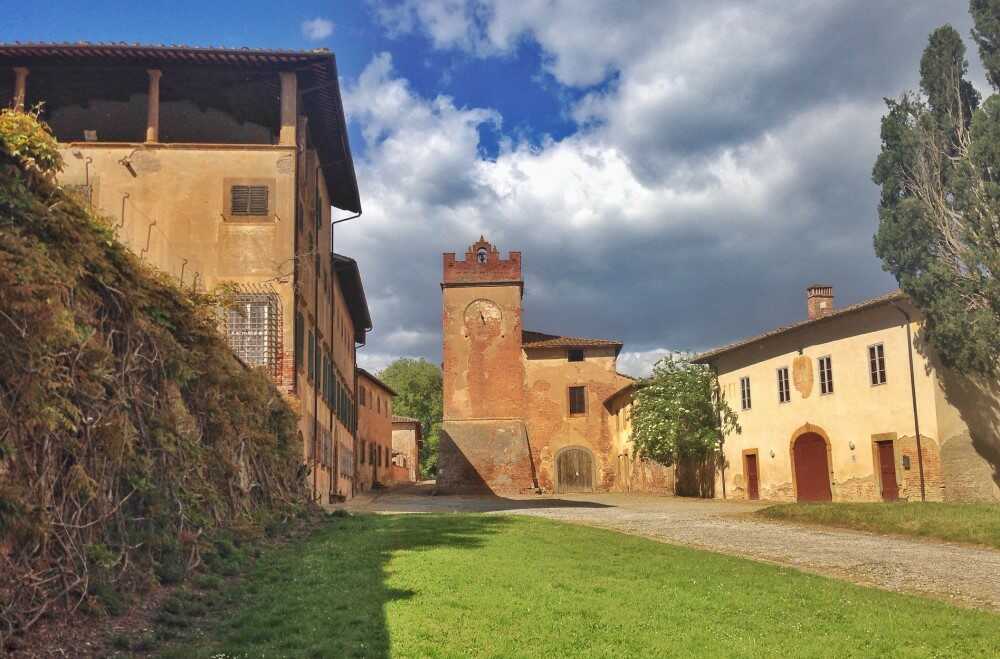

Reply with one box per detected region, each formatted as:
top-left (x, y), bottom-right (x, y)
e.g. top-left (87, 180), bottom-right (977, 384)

top-left (437, 420), bottom-right (536, 494)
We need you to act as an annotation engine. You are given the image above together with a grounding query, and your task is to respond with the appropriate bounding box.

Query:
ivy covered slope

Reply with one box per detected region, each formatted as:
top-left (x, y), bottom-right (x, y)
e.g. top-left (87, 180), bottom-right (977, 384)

top-left (0, 111), bottom-right (307, 639)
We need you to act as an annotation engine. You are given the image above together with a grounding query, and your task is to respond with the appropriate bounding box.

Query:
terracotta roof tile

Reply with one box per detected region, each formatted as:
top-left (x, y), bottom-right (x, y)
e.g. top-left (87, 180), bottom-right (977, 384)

top-left (356, 368), bottom-right (397, 397)
top-left (522, 330), bottom-right (623, 350)
top-left (693, 289), bottom-right (907, 363)
top-left (392, 415), bottom-right (420, 424)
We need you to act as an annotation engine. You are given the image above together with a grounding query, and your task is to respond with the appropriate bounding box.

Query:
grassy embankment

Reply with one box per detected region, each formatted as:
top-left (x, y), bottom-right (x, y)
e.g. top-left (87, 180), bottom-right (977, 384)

top-left (153, 513), bottom-right (1000, 658)
top-left (758, 502), bottom-right (1000, 549)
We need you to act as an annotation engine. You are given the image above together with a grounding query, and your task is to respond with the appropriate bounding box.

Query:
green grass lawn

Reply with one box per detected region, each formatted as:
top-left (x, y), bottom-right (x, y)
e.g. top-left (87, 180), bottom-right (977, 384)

top-left (160, 514), bottom-right (1000, 658)
top-left (757, 502), bottom-right (1000, 549)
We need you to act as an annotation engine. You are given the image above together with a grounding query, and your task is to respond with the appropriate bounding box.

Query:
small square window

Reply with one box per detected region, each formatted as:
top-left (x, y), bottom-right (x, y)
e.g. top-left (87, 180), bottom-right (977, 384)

top-left (568, 349), bottom-right (584, 362)
top-left (568, 386), bottom-right (587, 415)
top-left (231, 184), bottom-right (268, 216)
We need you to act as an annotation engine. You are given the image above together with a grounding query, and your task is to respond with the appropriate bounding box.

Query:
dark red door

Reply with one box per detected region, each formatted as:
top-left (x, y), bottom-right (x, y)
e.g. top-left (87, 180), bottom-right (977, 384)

top-left (745, 453), bottom-right (760, 500)
top-left (793, 433), bottom-right (832, 501)
top-left (877, 441), bottom-right (899, 501)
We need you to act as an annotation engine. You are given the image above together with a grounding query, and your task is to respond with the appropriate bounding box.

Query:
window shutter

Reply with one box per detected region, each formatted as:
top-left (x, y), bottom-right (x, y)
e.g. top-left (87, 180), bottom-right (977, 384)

top-left (231, 185), bottom-right (268, 216)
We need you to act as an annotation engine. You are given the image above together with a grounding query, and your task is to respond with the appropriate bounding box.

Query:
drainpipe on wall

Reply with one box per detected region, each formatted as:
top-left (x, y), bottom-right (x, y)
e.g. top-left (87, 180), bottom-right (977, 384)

top-left (891, 302), bottom-right (926, 502)
top-left (312, 240), bottom-right (320, 504)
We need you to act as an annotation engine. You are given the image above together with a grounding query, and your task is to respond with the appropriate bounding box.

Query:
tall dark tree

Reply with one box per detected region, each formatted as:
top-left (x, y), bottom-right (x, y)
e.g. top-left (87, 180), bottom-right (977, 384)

top-left (919, 25), bottom-right (980, 122)
top-left (971, 0), bottom-right (1000, 89)
top-left (872, 16), bottom-right (1000, 375)
top-left (378, 358), bottom-right (442, 476)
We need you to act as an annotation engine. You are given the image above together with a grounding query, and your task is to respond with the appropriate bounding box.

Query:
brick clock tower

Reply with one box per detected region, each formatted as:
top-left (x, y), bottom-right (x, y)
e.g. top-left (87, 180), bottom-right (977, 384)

top-left (439, 238), bottom-right (536, 493)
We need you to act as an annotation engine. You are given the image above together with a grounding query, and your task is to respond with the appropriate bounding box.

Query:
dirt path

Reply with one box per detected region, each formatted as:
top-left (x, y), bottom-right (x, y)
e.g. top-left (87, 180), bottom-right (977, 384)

top-left (346, 485), bottom-right (1000, 612)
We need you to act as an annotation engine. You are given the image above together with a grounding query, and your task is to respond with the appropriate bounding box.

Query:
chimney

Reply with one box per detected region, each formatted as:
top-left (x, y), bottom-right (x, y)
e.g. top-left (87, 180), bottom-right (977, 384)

top-left (806, 284), bottom-right (834, 320)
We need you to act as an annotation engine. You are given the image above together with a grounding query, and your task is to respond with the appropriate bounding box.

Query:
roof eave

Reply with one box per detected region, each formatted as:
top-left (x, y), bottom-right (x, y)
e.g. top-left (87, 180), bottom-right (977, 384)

top-left (692, 290), bottom-right (908, 364)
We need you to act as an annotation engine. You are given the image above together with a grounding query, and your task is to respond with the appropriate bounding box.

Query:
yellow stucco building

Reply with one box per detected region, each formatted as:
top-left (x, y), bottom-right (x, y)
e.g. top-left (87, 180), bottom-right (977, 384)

top-left (2, 43), bottom-right (372, 503)
top-left (694, 286), bottom-right (1000, 503)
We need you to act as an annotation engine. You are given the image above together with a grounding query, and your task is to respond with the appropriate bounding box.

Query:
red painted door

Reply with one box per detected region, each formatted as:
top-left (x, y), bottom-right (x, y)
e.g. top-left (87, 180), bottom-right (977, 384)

top-left (877, 441), bottom-right (899, 501)
top-left (793, 433), bottom-right (832, 501)
top-left (745, 453), bottom-right (760, 500)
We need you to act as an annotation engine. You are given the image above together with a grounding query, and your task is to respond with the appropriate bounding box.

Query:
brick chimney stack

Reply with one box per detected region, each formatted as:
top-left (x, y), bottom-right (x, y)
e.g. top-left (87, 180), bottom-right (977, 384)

top-left (806, 284), bottom-right (834, 320)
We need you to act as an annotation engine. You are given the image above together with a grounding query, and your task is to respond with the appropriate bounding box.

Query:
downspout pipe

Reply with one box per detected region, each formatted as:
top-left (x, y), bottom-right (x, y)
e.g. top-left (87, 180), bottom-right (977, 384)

top-left (312, 241), bottom-right (319, 503)
top-left (892, 302), bottom-right (926, 502)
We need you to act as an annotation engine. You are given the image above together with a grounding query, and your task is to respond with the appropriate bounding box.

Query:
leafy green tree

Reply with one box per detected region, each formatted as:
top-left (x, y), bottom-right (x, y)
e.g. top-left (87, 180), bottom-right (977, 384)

top-left (630, 357), bottom-right (740, 467)
top-left (873, 16), bottom-right (1000, 375)
top-left (378, 358), bottom-right (442, 476)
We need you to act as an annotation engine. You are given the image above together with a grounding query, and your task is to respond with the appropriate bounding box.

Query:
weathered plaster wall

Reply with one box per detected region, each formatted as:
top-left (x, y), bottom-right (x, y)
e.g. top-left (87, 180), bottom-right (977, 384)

top-left (934, 367), bottom-right (1000, 502)
top-left (438, 420), bottom-right (535, 493)
top-left (391, 424), bottom-right (421, 482)
top-left (711, 301), bottom-right (944, 502)
top-left (523, 347), bottom-right (631, 492)
top-left (604, 388), bottom-right (675, 494)
top-left (442, 285), bottom-right (525, 420)
top-left (357, 372), bottom-right (394, 492)
top-left (57, 142), bottom-right (297, 387)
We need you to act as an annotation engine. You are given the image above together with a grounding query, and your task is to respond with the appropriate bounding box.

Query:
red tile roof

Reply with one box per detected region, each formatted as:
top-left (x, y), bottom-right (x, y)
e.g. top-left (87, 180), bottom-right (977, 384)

top-left (356, 368), bottom-right (397, 397)
top-left (692, 289), bottom-right (907, 363)
top-left (522, 330), bottom-right (623, 352)
top-left (0, 42), bottom-right (359, 212)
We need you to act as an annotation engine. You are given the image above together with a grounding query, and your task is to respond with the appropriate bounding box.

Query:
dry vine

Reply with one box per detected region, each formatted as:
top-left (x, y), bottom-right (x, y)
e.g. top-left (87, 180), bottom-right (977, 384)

top-left (0, 110), bottom-right (309, 648)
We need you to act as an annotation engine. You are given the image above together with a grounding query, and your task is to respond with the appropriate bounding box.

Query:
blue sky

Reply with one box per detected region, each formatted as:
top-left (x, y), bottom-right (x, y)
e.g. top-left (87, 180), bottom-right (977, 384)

top-left (4, 1), bottom-right (989, 375)
top-left (4, 1), bottom-right (578, 157)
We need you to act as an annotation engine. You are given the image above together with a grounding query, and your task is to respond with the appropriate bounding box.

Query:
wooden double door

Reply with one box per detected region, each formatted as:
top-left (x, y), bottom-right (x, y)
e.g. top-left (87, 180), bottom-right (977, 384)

top-left (556, 447), bottom-right (594, 493)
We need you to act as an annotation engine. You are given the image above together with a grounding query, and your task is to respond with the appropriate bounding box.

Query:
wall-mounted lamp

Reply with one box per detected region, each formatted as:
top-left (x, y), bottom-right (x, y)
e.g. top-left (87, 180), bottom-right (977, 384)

top-left (848, 441), bottom-right (856, 451)
top-left (769, 449), bottom-right (775, 458)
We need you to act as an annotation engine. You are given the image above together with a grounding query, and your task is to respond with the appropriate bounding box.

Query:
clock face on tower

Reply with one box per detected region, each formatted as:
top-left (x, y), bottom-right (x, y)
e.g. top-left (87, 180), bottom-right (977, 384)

top-left (464, 299), bottom-right (502, 336)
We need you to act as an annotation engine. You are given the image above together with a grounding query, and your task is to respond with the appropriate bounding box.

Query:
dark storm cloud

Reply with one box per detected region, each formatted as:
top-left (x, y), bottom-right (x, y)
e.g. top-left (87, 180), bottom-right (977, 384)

top-left (342, 1), bottom-right (987, 376)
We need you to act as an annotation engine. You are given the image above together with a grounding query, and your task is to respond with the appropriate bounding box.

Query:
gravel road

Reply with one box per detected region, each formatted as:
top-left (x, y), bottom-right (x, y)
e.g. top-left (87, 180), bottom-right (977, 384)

top-left (345, 485), bottom-right (1000, 611)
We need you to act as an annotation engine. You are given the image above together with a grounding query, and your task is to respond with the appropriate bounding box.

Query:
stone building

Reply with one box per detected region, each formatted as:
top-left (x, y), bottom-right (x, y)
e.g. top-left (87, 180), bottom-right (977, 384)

top-left (694, 286), bottom-right (1000, 503)
top-left (356, 368), bottom-right (395, 492)
top-left (1, 43), bottom-right (371, 503)
top-left (604, 384), bottom-right (675, 494)
top-left (438, 238), bottom-right (636, 494)
top-left (391, 416), bottom-right (423, 483)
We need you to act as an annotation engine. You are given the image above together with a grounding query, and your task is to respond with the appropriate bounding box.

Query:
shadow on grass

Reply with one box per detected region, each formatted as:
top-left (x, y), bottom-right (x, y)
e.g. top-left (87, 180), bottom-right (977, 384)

top-left (160, 513), bottom-right (510, 659)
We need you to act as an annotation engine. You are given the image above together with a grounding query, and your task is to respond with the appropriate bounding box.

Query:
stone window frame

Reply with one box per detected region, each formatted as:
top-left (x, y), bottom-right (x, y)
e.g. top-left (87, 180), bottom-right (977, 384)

top-left (222, 177), bottom-right (276, 223)
top-left (568, 385), bottom-right (588, 417)
top-left (567, 348), bottom-right (585, 362)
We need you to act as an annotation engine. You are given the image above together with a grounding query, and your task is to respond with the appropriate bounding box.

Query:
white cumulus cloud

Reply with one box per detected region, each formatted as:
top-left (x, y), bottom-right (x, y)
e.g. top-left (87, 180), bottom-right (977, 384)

top-left (343, 2), bottom-right (984, 369)
top-left (302, 17), bottom-right (334, 41)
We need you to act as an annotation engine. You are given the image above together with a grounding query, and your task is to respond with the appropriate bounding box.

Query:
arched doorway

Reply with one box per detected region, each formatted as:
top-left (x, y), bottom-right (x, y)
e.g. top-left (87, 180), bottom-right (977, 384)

top-left (792, 432), bottom-right (832, 501)
top-left (556, 447), bottom-right (594, 493)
